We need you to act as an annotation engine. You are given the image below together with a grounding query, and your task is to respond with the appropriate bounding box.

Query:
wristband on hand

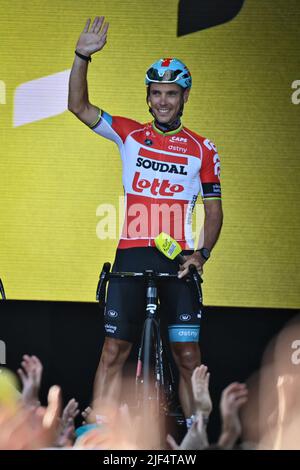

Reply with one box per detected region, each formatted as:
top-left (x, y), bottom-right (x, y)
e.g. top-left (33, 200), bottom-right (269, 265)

top-left (75, 50), bottom-right (91, 62)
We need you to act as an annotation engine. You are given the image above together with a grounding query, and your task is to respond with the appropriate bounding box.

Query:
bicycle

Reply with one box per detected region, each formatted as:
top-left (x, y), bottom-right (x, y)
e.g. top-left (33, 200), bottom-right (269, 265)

top-left (96, 262), bottom-right (203, 447)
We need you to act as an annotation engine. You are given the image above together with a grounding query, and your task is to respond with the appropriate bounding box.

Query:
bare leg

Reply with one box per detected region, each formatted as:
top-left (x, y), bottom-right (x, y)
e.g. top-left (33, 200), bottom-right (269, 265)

top-left (170, 342), bottom-right (201, 418)
top-left (93, 337), bottom-right (132, 417)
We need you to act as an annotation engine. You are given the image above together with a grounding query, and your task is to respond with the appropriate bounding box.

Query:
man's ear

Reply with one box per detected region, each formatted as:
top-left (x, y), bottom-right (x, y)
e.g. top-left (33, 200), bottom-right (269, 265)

top-left (183, 88), bottom-right (190, 103)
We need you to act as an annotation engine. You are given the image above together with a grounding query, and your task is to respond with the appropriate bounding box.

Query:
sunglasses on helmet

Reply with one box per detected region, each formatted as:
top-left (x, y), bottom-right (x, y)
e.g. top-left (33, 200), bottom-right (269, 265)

top-left (146, 67), bottom-right (186, 83)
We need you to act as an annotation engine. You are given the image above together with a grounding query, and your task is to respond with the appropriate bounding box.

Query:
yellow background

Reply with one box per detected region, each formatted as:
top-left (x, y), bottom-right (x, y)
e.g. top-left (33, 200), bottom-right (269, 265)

top-left (0, 0), bottom-right (299, 307)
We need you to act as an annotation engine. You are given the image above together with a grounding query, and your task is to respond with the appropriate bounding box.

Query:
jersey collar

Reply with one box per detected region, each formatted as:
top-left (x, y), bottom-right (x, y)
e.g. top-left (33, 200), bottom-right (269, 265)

top-left (152, 121), bottom-right (183, 136)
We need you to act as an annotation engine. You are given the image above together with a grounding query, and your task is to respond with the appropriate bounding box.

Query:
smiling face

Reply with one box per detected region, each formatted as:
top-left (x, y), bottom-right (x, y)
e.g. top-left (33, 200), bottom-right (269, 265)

top-left (148, 82), bottom-right (190, 124)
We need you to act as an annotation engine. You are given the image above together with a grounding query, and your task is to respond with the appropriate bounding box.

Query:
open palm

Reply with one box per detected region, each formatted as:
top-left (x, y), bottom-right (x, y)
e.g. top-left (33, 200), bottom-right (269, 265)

top-left (76, 16), bottom-right (109, 56)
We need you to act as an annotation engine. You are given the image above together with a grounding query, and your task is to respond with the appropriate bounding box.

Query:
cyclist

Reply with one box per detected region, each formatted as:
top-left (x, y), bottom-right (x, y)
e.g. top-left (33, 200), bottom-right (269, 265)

top-left (68, 16), bottom-right (223, 428)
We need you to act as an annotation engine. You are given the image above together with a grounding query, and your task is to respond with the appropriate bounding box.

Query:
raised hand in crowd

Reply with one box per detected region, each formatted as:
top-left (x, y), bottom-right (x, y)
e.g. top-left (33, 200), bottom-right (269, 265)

top-left (192, 365), bottom-right (213, 418)
top-left (74, 402), bottom-right (163, 450)
top-left (218, 382), bottom-right (248, 449)
top-left (0, 384), bottom-right (62, 450)
top-left (167, 412), bottom-right (208, 450)
top-left (55, 398), bottom-right (79, 447)
top-left (74, 403), bottom-right (140, 450)
top-left (81, 405), bottom-right (97, 425)
top-left (17, 355), bottom-right (43, 407)
top-left (167, 365), bottom-right (212, 450)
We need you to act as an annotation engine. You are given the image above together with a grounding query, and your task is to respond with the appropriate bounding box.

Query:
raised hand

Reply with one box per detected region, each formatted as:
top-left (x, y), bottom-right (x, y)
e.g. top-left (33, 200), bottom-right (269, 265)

top-left (191, 365), bottom-right (212, 418)
top-left (0, 384), bottom-right (62, 450)
top-left (167, 413), bottom-right (209, 450)
top-left (62, 398), bottom-right (79, 426)
top-left (218, 382), bottom-right (248, 449)
top-left (81, 405), bottom-right (97, 425)
top-left (76, 16), bottom-right (109, 57)
top-left (54, 398), bottom-right (79, 447)
top-left (17, 355), bottom-right (43, 407)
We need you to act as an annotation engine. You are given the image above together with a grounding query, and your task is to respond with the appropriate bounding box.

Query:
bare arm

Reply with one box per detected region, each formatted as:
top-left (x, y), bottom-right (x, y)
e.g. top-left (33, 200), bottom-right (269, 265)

top-left (178, 199), bottom-right (223, 278)
top-left (68, 16), bottom-right (109, 126)
top-left (201, 198), bottom-right (223, 251)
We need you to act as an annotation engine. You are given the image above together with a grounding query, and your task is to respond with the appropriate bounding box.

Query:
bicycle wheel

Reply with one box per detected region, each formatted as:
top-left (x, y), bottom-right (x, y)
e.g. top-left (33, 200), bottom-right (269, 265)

top-left (140, 317), bottom-right (165, 448)
top-left (142, 317), bottom-right (154, 404)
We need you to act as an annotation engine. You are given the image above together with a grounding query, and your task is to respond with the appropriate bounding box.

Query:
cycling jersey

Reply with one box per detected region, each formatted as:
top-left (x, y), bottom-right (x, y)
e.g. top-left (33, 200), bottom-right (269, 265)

top-left (91, 111), bottom-right (221, 250)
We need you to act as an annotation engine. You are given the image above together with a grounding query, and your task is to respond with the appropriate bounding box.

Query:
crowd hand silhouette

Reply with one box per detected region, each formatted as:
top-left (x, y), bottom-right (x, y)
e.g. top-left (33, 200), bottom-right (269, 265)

top-left (55, 398), bottom-right (79, 447)
top-left (17, 355), bottom-right (43, 407)
top-left (74, 403), bottom-right (161, 450)
top-left (167, 365), bottom-right (212, 450)
top-left (0, 385), bottom-right (62, 450)
top-left (192, 365), bottom-right (213, 418)
top-left (218, 382), bottom-right (248, 449)
top-left (167, 412), bottom-right (208, 450)
top-left (81, 405), bottom-right (97, 425)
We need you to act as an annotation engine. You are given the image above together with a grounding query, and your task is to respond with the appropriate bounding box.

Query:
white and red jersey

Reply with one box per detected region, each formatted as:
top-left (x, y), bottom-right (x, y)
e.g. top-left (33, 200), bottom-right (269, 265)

top-left (91, 111), bottom-right (221, 249)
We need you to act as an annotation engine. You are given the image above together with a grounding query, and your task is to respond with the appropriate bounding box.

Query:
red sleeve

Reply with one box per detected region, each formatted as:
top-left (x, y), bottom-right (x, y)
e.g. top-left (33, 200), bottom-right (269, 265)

top-left (111, 116), bottom-right (143, 143)
top-left (200, 138), bottom-right (222, 200)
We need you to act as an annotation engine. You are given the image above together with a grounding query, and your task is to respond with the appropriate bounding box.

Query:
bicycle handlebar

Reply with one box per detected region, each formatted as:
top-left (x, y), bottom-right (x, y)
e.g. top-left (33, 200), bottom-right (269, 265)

top-left (96, 263), bottom-right (203, 307)
top-left (107, 271), bottom-right (182, 279)
top-left (96, 262), bottom-right (111, 305)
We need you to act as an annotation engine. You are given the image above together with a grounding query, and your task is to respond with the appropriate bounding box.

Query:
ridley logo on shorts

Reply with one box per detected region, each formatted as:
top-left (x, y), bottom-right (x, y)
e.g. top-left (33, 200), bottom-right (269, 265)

top-left (180, 314), bottom-right (192, 321)
top-left (107, 310), bottom-right (118, 318)
top-left (132, 172), bottom-right (184, 197)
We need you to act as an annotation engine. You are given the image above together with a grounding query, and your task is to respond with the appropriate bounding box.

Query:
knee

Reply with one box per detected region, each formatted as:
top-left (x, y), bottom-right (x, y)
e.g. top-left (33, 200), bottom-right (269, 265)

top-left (171, 344), bottom-right (201, 373)
top-left (100, 339), bottom-right (132, 370)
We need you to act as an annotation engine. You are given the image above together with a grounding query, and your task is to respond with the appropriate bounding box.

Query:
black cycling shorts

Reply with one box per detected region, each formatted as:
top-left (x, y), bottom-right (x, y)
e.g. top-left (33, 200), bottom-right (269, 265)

top-left (103, 247), bottom-right (202, 343)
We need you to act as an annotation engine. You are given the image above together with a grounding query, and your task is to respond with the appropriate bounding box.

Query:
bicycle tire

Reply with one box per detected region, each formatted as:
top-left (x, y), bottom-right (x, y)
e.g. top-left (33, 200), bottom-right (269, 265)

top-left (142, 317), bottom-right (154, 404)
top-left (141, 317), bottom-right (165, 449)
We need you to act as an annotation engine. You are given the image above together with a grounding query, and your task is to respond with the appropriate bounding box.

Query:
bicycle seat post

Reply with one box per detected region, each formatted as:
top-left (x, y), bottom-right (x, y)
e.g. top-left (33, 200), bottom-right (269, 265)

top-left (145, 270), bottom-right (158, 320)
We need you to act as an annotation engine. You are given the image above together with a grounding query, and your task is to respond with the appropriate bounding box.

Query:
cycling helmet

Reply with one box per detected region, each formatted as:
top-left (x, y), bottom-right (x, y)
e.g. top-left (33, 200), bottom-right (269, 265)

top-left (145, 58), bottom-right (192, 89)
